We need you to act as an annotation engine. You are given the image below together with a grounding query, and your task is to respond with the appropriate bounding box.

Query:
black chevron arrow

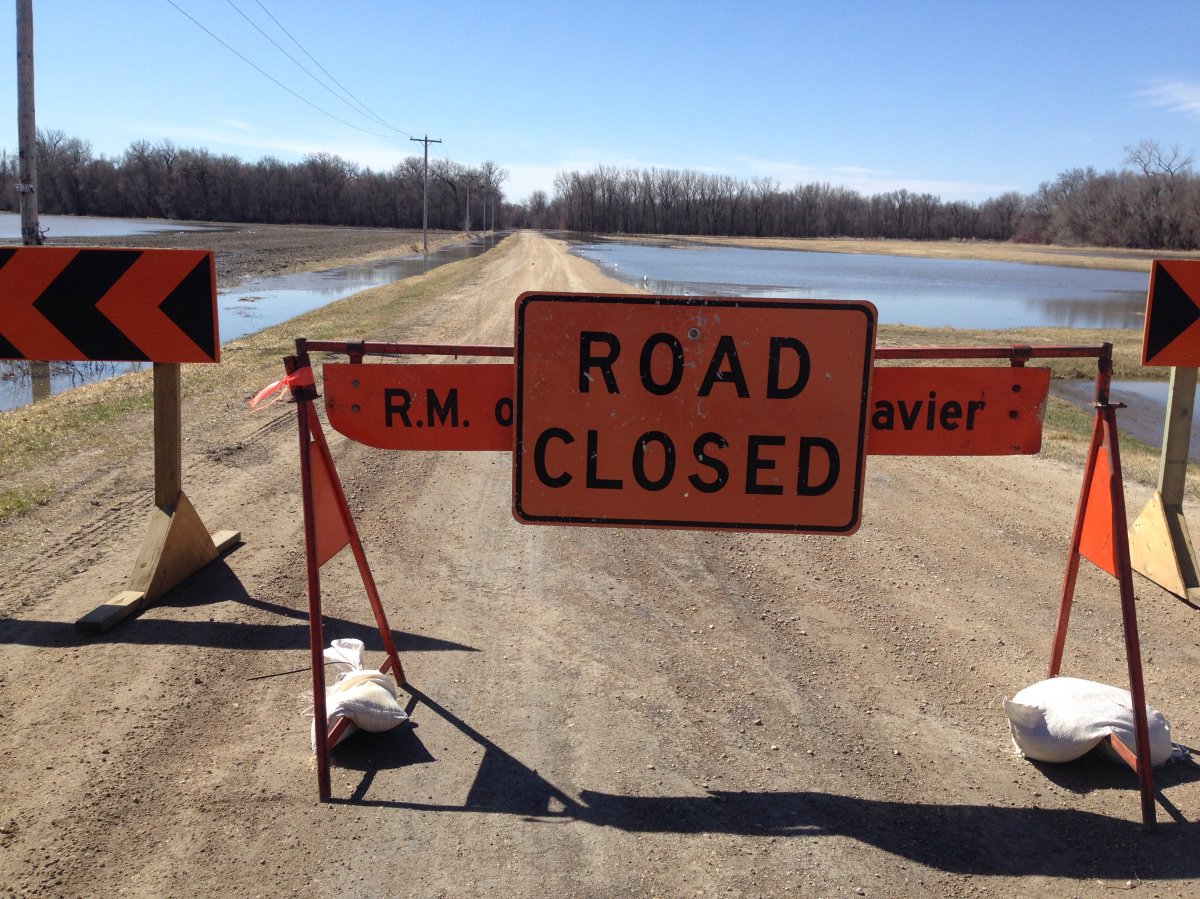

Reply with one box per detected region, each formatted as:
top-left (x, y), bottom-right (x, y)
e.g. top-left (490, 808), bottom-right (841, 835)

top-left (159, 256), bottom-right (217, 360)
top-left (0, 249), bottom-right (18, 358)
top-left (33, 250), bottom-right (147, 361)
top-left (1145, 265), bottom-right (1200, 364)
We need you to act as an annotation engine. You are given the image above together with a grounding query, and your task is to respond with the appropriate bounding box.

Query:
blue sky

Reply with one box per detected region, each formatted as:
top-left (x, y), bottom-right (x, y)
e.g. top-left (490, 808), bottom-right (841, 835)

top-left (2, 1), bottom-right (1199, 206)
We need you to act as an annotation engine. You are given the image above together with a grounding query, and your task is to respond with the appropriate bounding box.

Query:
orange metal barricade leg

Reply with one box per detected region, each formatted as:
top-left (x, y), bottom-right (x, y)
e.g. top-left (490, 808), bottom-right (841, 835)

top-left (1048, 393), bottom-right (1156, 826)
top-left (296, 387), bottom-right (332, 801)
top-left (288, 354), bottom-right (407, 802)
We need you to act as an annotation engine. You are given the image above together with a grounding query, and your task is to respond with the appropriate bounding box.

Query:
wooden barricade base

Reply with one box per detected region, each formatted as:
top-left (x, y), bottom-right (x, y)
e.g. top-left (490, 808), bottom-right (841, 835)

top-left (75, 490), bottom-right (241, 634)
top-left (1129, 490), bottom-right (1200, 603)
top-left (75, 364), bottom-right (241, 635)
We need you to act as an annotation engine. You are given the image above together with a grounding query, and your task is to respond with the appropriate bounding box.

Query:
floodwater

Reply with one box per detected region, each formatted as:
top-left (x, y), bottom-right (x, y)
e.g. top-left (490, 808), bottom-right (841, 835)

top-left (576, 238), bottom-right (1193, 459)
top-left (0, 231), bottom-right (503, 411)
top-left (571, 240), bottom-right (1149, 330)
top-left (0, 212), bottom-right (221, 239)
top-left (218, 236), bottom-right (499, 342)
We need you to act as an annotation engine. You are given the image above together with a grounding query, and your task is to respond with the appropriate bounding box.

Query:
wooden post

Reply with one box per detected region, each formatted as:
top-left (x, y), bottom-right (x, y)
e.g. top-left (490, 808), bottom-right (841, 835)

top-left (16, 0), bottom-right (49, 402)
top-left (154, 362), bottom-right (183, 505)
top-left (75, 365), bottom-right (240, 634)
top-left (15, 0), bottom-right (41, 247)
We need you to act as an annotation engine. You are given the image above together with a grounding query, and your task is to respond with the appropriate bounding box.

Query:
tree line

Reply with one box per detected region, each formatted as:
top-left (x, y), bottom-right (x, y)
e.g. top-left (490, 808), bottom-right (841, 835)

top-left (0, 130), bottom-right (508, 232)
top-left (6, 130), bottom-right (1199, 250)
top-left (524, 140), bottom-right (1200, 250)
top-left (533, 167), bottom-right (1022, 241)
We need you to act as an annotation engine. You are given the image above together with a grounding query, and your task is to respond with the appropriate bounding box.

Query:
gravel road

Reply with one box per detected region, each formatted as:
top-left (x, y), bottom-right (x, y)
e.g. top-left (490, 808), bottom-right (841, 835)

top-left (1, 229), bottom-right (1199, 898)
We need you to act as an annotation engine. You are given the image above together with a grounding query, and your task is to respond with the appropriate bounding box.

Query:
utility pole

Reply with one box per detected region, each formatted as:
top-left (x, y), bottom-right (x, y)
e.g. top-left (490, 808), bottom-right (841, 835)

top-left (410, 134), bottom-right (441, 253)
top-left (16, 0), bottom-right (48, 402)
top-left (15, 0), bottom-right (40, 247)
top-left (464, 173), bottom-right (477, 234)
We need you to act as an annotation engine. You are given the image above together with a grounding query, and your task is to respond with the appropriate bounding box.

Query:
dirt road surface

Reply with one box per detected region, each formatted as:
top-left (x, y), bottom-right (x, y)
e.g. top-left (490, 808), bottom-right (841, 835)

top-left (2, 231), bottom-right (1199, 898)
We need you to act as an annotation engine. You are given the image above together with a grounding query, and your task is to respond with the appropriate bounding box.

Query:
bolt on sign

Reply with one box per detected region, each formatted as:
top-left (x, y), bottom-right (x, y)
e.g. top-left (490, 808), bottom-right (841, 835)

top-left (513, 293), bottom-right (877, 533)
top-left (0, 247), bottom-right (218, 363)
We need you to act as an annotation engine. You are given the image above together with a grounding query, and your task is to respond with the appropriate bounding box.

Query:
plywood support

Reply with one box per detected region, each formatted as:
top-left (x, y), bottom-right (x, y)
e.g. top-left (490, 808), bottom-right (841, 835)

top-left (1128, 365), bottom-right (1200, 601)
top-left (75, 364), bottom-right (241, 634)
top-left (1129, 492), bottom-right (1200, 602)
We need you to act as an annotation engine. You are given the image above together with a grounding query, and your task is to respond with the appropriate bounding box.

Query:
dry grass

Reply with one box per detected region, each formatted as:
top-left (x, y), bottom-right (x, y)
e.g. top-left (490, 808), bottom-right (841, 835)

top-left (877, 323), bottom-right (1149, 381)
top-left (627, 234), bottom-right (1200, 273)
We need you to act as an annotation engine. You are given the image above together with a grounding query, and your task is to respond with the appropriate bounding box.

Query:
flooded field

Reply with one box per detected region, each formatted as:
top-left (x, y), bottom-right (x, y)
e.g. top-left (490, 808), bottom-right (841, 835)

top-left (572, 239), bottom-right (1149, 330)
top-left (0, 212), bottom-right (221, 239)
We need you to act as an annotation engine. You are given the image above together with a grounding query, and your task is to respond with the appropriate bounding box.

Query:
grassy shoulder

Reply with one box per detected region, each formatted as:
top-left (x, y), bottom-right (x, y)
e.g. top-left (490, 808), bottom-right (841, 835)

top-left (879, 323), bottom-right (1147, 381)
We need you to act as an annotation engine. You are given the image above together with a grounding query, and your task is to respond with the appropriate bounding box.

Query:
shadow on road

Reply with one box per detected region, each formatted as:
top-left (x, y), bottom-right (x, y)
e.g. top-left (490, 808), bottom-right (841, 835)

top-left (0, 559), bottom-right (475, 655)
top-left (328, 685), bottom-right (1200, 881)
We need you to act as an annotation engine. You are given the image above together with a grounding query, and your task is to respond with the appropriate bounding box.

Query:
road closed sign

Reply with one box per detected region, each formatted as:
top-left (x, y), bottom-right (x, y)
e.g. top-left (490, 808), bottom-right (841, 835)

top-left (513, 293), bottom-right (876, 533)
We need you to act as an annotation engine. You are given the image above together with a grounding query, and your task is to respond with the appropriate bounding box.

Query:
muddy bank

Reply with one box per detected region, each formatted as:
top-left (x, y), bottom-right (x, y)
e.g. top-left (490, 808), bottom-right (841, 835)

top-left (611, 233), bottom-right (1194, 273)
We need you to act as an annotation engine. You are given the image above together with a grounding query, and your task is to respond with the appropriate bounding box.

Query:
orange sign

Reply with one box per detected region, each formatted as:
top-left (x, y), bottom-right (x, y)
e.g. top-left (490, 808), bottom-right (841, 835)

top-left (513, 293), bottom-right (877, 533)
top-left (1141, 260), bottom-right (1200, 367)
top-left (868, 366), bottom-right (1050, 455)
top-left (323, 363), bottom-right (512, 450)
top-left (0, 247), bottom-right (218, 362)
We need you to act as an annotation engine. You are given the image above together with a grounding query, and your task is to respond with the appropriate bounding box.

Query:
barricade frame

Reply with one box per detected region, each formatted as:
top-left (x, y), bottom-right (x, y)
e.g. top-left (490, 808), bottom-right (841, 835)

top-left (283, 335), bottom-right (1160, 825)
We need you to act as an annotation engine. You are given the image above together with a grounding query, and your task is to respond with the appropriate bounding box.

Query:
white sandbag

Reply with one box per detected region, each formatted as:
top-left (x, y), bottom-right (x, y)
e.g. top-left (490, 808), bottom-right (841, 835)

top-left (324, 638), bottom-right (366, 674)
top-left (1004, 676), bottom-right (1173, 767)
top-left (327, 669), bottom-right (408, 732)
top-left (310, 640), bottom-right (407, 751)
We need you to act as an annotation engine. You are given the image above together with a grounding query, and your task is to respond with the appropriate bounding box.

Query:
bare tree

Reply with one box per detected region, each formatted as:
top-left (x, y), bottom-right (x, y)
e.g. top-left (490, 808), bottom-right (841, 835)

top-left (1125, 139), bottom-right (1193, 178)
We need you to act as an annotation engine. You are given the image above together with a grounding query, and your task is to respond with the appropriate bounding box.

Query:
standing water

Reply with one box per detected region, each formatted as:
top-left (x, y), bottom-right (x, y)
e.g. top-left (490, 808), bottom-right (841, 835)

top-left (571, 240), bottom-right (1149, 330)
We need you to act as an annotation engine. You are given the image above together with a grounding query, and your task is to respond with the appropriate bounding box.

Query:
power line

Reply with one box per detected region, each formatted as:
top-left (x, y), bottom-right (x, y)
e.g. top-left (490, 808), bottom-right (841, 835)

top-left (164, 0), bottom-right (405, 141)
top-left (223, 0), bottom-right (412, 138)
top-left (251, 0), bottom-right (410, 138)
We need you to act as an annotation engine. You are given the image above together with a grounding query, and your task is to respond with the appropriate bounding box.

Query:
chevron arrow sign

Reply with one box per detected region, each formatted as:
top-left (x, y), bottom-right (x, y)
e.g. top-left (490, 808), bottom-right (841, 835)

top-left (0, 247), bottom-right (218, 363)
top-left (1141, 259), bottom-right (1200, 367)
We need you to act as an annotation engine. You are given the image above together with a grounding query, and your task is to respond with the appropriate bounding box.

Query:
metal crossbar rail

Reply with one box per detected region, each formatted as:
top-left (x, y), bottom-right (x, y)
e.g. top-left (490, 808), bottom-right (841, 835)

top-left (299, 339), bottom-right (1117, 406)
top-left (299, 339), bottom-right (1110, 364)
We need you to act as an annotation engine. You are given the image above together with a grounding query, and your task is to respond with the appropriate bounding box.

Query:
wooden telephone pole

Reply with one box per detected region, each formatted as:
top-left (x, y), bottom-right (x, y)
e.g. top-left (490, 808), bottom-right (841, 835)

top-left (16, 0), bottom-right (49, 401)
top-left (410, 134), bottom-right (441, 253)
top-left (15, 0), bottom-right (39, 246)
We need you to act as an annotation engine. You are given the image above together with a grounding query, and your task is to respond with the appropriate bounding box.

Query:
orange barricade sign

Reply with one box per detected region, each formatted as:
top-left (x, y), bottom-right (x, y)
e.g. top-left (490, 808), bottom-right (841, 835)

top-left (1079, 442), bottom-right (1119, 577)
top-left (1141, 259), bottom-right (1200, 367)
top-left (323, 363), bottom-right (513, 451)
top-left (513, 293), bottom-right (876, 533)
top-left (868, 366), bottom-right (1050, 455)
top-left (293, 335), bottom-right (1161, 825)
top-left (0, 247), bottom-right (218, 363)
